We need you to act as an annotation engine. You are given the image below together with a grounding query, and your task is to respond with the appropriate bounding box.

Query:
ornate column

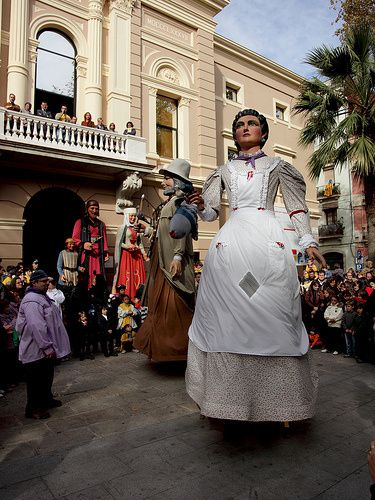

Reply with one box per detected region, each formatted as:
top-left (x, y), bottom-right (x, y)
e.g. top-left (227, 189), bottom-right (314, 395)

top-left (178, 97), bottom-right (191, 160)
top-left (7, 0), bottom-right (29, 104)
top-left (147, 86), bottom-right (159, 160)
top-left (107, 0), bottom-right (136, 130)
top-left (85, 0), bottom-right (103, 120)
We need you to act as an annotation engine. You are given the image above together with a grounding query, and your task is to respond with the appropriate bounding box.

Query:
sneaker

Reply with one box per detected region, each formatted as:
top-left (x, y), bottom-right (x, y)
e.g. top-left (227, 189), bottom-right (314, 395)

top-left (321, 349), bottom-right (328, 353)
top-left (333, 351), bottom-right (339, 355)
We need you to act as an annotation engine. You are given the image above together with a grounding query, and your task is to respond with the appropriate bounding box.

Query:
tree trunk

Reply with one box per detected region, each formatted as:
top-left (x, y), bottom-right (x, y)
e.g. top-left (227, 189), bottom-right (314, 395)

top-left (365, 174), bottom-right (375, 262)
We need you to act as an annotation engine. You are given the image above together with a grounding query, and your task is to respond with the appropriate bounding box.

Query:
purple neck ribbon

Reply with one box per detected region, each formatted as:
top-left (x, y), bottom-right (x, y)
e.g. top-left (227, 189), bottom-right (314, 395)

top-left (236, 150), bottom-right (267, 168)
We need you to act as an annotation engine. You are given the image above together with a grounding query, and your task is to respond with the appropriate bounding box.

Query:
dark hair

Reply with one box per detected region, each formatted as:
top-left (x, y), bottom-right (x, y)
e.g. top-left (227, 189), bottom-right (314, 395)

top-left (86, 199), bottom-right (99, 209)
top-left (126, 121), bottom-right (134, 128)
top-left (232, 108), bottom-right (269, 151)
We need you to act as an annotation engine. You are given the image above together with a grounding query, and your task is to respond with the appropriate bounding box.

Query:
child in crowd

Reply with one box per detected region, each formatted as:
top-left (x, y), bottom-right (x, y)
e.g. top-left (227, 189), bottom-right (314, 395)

top-left (309, 328), bottom-right (322, 349)
top-left (77, 311), bottom-right (94, 361)
top-left (98, 305), bottom-right (117, 357)
top-left (342, 301), bottom-right (356, 358)
top-left (323, 296), bottom-right (343, 354)
top-left (353, 304), bottom-right (369, 363)
top-left (120, 324), bottom-right (137, 353)
top-left (133, 297), bottom-right (148, 329)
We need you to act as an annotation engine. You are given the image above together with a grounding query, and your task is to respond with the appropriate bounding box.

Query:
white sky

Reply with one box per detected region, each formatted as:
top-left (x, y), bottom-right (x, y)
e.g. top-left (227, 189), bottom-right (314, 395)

top-left (215, 0), bottom-right (341, 78)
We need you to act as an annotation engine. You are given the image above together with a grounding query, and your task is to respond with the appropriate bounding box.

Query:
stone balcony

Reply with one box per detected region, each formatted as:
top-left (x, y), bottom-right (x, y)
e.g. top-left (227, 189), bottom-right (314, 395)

top-left (316, 183), bottom-right (341, 201)
top-left (318, 222), bottom-right (344, 239)
top-left (0, 108), bottom-right (151, 178)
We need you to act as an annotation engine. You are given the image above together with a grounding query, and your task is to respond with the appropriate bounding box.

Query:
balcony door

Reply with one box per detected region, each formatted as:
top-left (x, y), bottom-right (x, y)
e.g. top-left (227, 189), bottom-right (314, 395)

top-left (35, 30), bottom-right (76, 119)
top-left (23, 188), bottom-right (85, 277)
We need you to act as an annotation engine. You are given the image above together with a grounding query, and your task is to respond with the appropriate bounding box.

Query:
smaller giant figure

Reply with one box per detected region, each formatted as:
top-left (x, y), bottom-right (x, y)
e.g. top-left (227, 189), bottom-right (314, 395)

top-left (112, 207), bottom-right (150, 299)
top-left (134, 159), bottom-right (196, 362)
top-left (57, 238), bottom-right (79, 287)
top-left (72, 200), bottom-right (109, 289)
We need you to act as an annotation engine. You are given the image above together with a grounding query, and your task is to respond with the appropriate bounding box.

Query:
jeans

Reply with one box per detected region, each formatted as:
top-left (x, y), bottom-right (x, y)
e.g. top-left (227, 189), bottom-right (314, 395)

top-left (344, 332), bottom-right (356, 356)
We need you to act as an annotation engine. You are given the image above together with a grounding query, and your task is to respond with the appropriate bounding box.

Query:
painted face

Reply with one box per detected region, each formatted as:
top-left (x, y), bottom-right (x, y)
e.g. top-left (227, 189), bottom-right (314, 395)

top-left (234, 115), bottom-right (265, 151)
top-left (87, 205), bottom-right (99, 219)
top-left (128, 214), bottom-right (136, 224)
top-left (161, 175), bottom-right (174, 190)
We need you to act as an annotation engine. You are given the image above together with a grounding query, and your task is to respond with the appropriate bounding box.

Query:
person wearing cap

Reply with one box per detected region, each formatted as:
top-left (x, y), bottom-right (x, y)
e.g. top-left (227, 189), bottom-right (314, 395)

top-left (15, 270), bottom-right (71, 419)
top-left (134, 159), bottom-right (195, 362)
top-left (112, 207), bottom-right (150, 298)
top-left (72, 200), bottom-right (109, 289)
top-left (185, 108), bottom-right (326, 424)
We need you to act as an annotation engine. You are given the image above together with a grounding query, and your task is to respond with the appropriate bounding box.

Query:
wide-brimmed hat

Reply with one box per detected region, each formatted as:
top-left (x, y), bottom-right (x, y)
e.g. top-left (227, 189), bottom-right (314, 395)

top-left (159, 159), bottom-right (191, 183)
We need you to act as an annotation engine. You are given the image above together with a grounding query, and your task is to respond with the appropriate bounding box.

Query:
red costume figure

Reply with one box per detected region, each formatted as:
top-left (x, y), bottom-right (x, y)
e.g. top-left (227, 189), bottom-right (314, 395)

top-left (72, 200), bottom-right (109, 289)
top-left (113, 207), bottom-right (149, 298)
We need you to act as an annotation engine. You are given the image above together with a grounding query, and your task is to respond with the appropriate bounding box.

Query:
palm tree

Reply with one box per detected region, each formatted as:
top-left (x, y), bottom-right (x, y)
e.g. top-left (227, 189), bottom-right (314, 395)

top-left (294, 24), bottom-right (375, 260)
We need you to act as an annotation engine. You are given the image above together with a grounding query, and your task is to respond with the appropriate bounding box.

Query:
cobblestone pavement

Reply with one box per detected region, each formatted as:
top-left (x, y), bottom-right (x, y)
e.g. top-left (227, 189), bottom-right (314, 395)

top-left (0, 350), bottom-right (374, 499)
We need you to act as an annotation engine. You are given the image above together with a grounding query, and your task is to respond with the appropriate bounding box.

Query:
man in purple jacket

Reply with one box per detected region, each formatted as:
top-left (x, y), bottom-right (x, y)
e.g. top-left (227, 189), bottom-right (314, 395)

top-left (16, 270), bottom-right (70, 419)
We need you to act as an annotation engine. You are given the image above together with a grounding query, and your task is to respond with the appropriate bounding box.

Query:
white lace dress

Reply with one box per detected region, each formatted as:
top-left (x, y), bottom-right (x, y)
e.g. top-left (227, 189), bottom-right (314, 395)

top-left (185, 157), bottom-right (318, 421)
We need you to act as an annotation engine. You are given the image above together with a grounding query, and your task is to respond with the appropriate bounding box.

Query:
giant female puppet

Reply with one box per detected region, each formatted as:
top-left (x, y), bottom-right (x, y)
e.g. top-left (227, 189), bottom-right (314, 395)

top-left (186, 109), bottom-right (326, 424)
top-left (112, 207), bottom-right (149, 299)
top-left (72, 200), bottom-right (109, 289)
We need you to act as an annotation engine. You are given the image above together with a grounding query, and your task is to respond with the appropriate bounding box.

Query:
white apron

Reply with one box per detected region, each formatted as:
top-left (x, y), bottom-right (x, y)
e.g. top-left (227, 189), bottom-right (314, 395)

top-left (188, 163), bottom-right (309, 356)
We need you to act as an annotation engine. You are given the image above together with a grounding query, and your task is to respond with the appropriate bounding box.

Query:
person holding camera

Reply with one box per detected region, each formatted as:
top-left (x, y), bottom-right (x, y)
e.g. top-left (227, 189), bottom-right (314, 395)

top-left (134, 159), bottom-right (195, 362)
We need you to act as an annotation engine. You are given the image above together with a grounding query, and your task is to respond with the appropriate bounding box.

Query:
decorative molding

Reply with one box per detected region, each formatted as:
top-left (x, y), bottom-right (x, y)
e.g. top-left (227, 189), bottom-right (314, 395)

top-left (28, 39), bottom-right (39, 64)
top-left (141, 0), bottom-right (217, 33)
top-left (273, 144), bottom-right (297, 158)
top-left (141, 29), bottom-right (198, 61)
top-left (29, 14), bottom-right (88, 58)
top-left (76, 55), bottom-right (88, 78)
top-left (142, 75), bottom-right (199, 101)
top-left (148, 56), bottom-right (192, 88)
top-left (157, 66), bottom-right (180, 85)
top-left (179, 97), bottom-right (191, 107)
top-left (89, 0), bottom-right (104, 21)
top-left (147, 86), bottom-right (158, 96)
top-left (37, 0), bottom-right (89, 21)
top-left (0, 218), bottom-right (26, 230)
top-left (109, 0), bottom-right (136, 14)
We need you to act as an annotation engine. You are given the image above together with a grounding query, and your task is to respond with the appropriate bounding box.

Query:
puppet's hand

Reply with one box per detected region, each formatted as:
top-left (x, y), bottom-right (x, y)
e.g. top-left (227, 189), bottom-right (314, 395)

top-left (170, 259), bottom-right (182, 278)
top-left (306, 247), bottom-right (326, 269)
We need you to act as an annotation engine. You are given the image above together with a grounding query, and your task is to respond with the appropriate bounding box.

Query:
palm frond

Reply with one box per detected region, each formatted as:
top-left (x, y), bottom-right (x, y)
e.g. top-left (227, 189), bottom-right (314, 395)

top-left (348, 136), bottom-right (375, 177)
top-left (305, 45), bottom-right (352, 79)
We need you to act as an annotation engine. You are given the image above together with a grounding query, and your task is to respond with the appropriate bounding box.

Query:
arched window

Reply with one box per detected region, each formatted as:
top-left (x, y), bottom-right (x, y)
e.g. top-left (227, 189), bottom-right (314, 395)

top-left (35, 30), bottom-right (76, 118)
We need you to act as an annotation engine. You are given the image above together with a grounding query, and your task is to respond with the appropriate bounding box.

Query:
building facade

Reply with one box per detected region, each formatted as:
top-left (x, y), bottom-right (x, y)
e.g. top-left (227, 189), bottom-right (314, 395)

top-left (315, 162), bottom-right (367, 272)
top-left (0, 0), bottom-right (320, 277)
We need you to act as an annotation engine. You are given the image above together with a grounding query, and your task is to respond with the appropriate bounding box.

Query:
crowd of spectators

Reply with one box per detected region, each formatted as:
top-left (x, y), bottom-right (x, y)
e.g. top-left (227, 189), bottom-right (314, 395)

top-left (301, 260), bottom-right (375, 363)
top-left (3, 93), bottom-right (137, 136)
top-left (0, 257), bottom-right (148, 400)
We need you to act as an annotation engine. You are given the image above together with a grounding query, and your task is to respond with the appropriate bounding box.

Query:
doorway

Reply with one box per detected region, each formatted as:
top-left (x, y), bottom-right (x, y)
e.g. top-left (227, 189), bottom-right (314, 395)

top-left (23, 188), bottom-right (85, 277)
